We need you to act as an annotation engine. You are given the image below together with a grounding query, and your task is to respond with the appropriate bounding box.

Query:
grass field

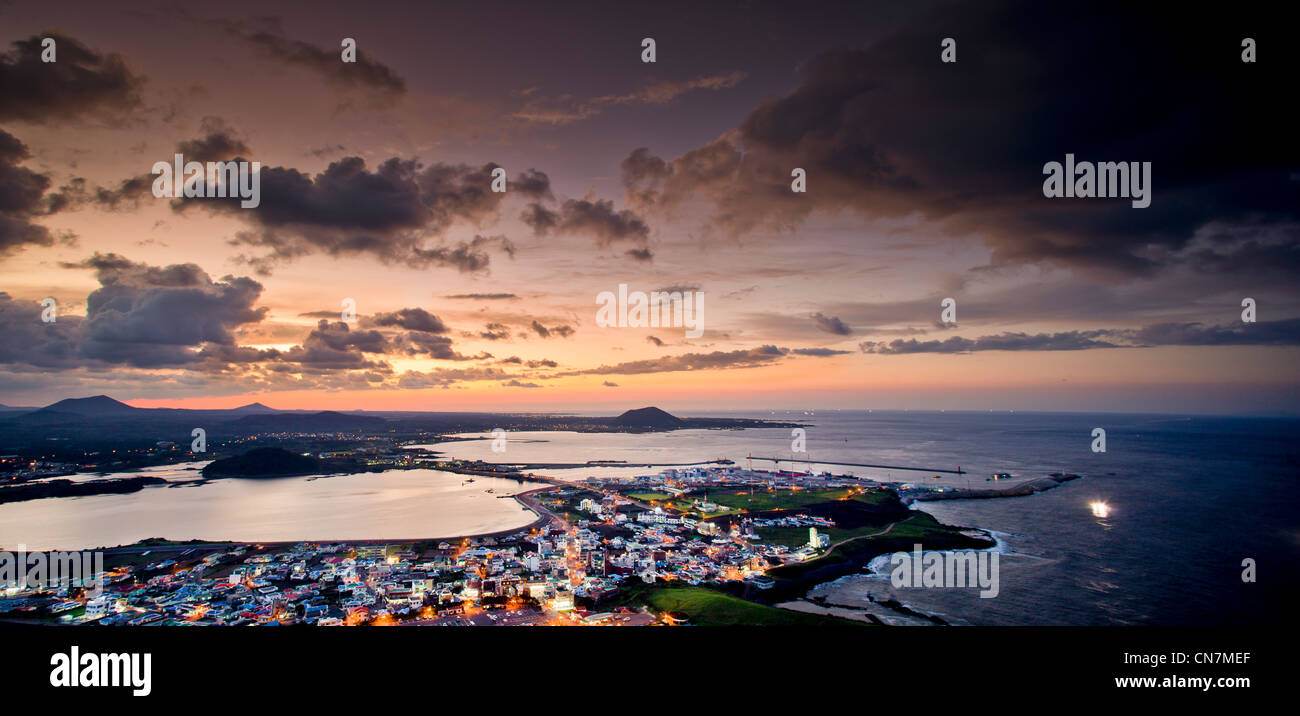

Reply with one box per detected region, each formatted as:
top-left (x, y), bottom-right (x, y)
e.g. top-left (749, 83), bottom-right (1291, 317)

top-left (635, 586), bottom-right (863, 626)
top-left (707, 487), bottom-right (891, 512)
top-left (624, 491), bottom-right (674, 502)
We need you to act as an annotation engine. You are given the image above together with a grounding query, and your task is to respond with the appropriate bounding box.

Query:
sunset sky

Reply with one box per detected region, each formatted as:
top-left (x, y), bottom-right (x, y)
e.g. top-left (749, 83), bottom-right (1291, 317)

top-left (1, 0), bottom-right (1295, 413)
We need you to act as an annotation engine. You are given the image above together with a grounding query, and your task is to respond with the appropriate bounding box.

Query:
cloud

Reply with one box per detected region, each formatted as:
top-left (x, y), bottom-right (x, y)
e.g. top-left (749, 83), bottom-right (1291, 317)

top-left (393, 331), bottom-right (486, 361)
top-left (1127, 319), bottom-right (1300, 347)
top-left (789, 347), bottom-right (852, 356)
top-left (501, 379), bottom-right (542, 388)
top-left (0, 129), bottom-right (69, 256)
top-left (0, 254), bottom-right (268, 368)
top-left (176, 157), bottom-right (545, 271)
top-left (861, 331), bottom-right (1122, 355)
top-left (521, 198), bottom-right (650, 250)
top-left (0, 253), bottom-right (505, 378)
top-left (556, 344), bottom-right (838, 376)
top-left (77, 119), bottom-right (252, 211)
top-left (176, 117), bottom-right (251, 162)
top-left (811, 312), bottom-right (852, 335)
top-left (0, 32), bottom-right (145, 124)
top-left (222, 18), bottom-right (405, 100)
top-left (621, 1), bottom-right (1297, 277)
top-left (367, 307), bottom-right (448, 333)
top-left (446, 293), bottom-right (519, 300)
top-left (529, 320), bottom-right (574, 338)
top-left (513, 71), bottom-right (747, 125)
top-left (859, 320), bottom-right (1300, 354)
top-left (396, 366), bottom-right (510, 389)
top-left (479, 323), bottom-right (511, 340)
top-left (602, 380), bottom-right (619, 387)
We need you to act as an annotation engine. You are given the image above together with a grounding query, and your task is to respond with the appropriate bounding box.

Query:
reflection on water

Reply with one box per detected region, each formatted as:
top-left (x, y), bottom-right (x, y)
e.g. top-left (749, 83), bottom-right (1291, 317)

top-left (0, 468), bottom-right (544, 550)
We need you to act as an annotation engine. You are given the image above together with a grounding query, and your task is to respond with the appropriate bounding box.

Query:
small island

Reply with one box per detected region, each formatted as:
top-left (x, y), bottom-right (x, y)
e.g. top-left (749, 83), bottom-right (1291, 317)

top-left (200, 447), bottom-right (321, 479)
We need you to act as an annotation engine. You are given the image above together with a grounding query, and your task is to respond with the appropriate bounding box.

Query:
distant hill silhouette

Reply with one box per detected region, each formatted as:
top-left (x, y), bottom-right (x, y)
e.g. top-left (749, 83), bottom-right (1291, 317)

top-left (613, 406), bottom-right (684, 429)
top-left (230, 402), bottom-right (278, 414)
top-left (37, 395), bottom-right (137, 416)
top-left (232, 410), bottom-right (388, 431)
top-left (201, 447), bottom-right (320, 478)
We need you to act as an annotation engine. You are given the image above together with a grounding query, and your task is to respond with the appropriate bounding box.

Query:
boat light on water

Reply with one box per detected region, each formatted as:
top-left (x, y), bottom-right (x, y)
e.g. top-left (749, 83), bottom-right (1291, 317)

top-left (1089, 501), bottom-right (1111, 518)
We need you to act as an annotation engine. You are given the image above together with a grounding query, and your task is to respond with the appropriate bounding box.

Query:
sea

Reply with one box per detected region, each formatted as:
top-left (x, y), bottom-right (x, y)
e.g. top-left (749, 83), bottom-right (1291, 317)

top-left (2, 410), bottom-right (1296, 625)
top-left (421, 410), bottom-right (1300, 626)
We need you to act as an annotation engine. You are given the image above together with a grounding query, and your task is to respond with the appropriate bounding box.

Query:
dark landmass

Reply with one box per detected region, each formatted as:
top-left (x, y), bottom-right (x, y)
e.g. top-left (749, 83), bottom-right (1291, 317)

top-left (200, 447), bottom-right (321, 478)
top-left (0, 475), bottom-right (167, 504)
top-left (36, 395), bottom-right (139, 417)
top-left (613, 406), bottom-right (684, 430)
top-left (908, 472), bottom-right (1083, 502)
top-left (230, 411), bottom-right (389, 432)
top-left (0, 396), bottom-right (800, 452)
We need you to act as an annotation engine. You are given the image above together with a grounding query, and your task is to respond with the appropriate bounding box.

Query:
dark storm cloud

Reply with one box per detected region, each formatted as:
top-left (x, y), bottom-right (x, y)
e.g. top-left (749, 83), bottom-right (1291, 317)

top-left (176, 117), bottom-right (251, 162)
top-left (393, 331), bottom-right (480, 360)
top-left (300, 319), bottom-right (389, 353)
top-left (479, 322), bottom-right (510, 340)
top-left (446, 293), bottom-right (519, 300)
top-left (859, 319), bottom-right (1300, 354)
top-left (222, 19), bottom-right (406, 98)
top-left (0, 128), bottom-right (66, 255)
top-left (790, 347), bottom-right (852, 356)
top-left (0, 292), bottom-right (86, 369)
top-left (0, 254), bottom-right (268, 369)
top-left (367, 307), bottom-right (448, 334)
top-left (72, 119), bottom-right (253, 211)
top-left (75, 255), bottom-right (267, 366)
top-left (278, 321), bottom-right (388, 369)
top-left (811, 312), bottom-right (852, 335)
top-left (0, 32), bottom-right (145, 124)
top-left (861, 331), bottom-right (1123, 355)
top-left (529, 320), bottom-right (574, 338)
top-left (1127, 319), bottom-right (1300, 347)
top-left (521, 198), bottom-right (650, 249)
top-left (182, 158), bottom-right (545, 271)
top-left (555, 344), bottom-right (837, 377)
top-left (623, 0), bottom-right (1296, 277)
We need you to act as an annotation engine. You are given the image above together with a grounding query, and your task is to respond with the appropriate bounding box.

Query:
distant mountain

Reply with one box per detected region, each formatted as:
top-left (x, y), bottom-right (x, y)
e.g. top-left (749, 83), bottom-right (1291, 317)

top-left (230, 402), bottom-right (278, 414)
top-left (612, 406), bottom-right (684, 429)
top-left (201, 447), bottom-right (320, 478)
top-left (232, 410), bottom-right (388, 432)
top-left (37, 395), bottom-right (137, 416)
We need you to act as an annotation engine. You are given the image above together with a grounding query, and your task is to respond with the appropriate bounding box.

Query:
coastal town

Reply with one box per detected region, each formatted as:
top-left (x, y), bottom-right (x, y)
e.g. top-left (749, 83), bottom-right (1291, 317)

top-left (0, 463), bottom-right (1003, 627)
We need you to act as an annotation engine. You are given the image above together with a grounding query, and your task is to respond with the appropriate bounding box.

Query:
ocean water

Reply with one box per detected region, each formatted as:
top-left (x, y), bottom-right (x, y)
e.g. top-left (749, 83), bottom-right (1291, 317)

top-left (0, 467), bottom-right (545, 550)
top-left (428, 410), bottom-right (1300, 625)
